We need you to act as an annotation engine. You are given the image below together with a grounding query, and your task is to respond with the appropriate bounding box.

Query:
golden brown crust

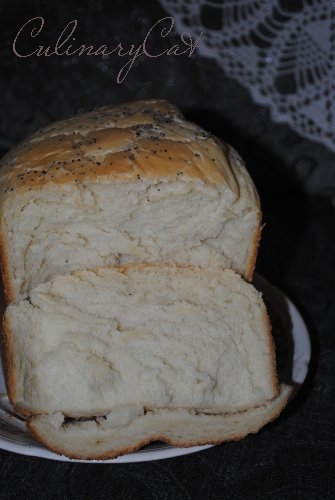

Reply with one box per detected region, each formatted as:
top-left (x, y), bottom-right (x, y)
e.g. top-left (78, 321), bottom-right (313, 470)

top-left (0, 99), bottom-right (246, 194)
top-left (0, 231), bottom-right (15, 304)
top-left (26, 423), bottom-right (161, 461)
top-left (27, 387), bottom-right (292, 460)
top-left (1, 312), bottom-right (17, 405)
top-left (245, 221), bottom-right (263, 282)
top-left (261, 304), bottom-right (280, 397)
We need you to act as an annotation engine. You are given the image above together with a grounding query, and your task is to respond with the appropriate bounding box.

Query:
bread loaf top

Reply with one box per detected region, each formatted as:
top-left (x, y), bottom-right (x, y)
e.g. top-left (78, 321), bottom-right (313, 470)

top-left (0, 99), bottom-right (258, 205)
top-left (0, 99), bottom-right (261, 303)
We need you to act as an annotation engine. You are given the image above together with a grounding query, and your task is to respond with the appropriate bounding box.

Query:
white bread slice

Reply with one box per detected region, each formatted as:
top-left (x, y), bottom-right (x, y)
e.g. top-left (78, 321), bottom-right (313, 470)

top-left (3, 266), bottom-right (291, 459)
top-left (0, 99), bottom-right (260, 303)
top-left (5, 266), bottom-right (278, 415)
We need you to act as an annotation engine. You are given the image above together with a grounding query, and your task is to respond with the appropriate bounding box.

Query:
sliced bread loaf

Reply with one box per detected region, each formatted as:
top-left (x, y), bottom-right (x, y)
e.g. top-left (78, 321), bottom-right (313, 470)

top-left (3, 266), bottom-right (291, 459)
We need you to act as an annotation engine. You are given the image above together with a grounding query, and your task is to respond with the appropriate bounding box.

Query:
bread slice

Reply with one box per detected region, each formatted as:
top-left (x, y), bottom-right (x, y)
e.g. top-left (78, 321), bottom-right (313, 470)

top-left (0, 99), bottom-right (261, 303)
top-left (3, 266), bottom-right (291, 459)
top-left (28, 387), bottom-right (291, 460)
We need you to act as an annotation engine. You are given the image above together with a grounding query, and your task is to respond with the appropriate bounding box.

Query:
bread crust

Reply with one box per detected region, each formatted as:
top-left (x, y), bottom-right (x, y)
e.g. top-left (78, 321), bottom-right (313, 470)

top-left (245, 221), bottom-right (263, 282)
top-left (2, 312), bottom-right (17, 405)
top-left (0, 230), bottom-right (15, 304)
top-left (0, 99), bottom-right (254, 193)
top-left (261, 302), bottom-right (280, 397)
top-left (27, 386), bottom-right (292, 461)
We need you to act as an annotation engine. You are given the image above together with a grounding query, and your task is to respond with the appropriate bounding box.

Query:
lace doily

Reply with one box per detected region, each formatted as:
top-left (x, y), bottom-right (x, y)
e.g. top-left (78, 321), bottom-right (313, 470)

top-left (159, 0), bottom-right (335, 152)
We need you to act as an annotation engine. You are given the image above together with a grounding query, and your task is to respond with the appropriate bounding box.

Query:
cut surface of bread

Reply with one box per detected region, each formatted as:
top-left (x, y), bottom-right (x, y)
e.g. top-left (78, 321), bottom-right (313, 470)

top-left (2, 265), bottom-right (291, 459)
top-left (5, 266), bottom-right (278, 416)
top-left (0, 99), bottom-right (260, 302)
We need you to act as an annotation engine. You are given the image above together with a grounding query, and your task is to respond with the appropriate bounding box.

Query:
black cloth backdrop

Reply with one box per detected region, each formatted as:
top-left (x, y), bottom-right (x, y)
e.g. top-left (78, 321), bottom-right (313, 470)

top-left (0, 1), bottom-right (334, 499)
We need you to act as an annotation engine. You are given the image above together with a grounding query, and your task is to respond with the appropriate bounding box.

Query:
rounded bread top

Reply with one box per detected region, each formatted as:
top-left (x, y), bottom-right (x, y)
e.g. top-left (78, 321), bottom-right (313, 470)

top-left (0, 99), bottom-right (259, 207)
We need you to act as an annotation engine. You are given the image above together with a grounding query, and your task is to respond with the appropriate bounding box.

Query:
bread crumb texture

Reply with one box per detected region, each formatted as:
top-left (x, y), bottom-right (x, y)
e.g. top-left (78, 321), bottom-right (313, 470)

top-left (6, 266), bottom-right (277, 416)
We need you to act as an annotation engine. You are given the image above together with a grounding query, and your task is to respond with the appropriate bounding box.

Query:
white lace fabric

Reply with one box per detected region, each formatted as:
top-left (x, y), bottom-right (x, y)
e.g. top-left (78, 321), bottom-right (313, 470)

top-left (159, 0), bottom-right (335, 152)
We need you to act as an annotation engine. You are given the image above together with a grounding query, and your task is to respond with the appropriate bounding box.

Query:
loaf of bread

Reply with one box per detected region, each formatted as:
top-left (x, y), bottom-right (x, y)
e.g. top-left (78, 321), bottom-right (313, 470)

top-left (0, 100), bottom-right (290, 460)
top-left (0, 99), bottom-right (261, 303)
top-left (3, 266), bottom-right (291, 460)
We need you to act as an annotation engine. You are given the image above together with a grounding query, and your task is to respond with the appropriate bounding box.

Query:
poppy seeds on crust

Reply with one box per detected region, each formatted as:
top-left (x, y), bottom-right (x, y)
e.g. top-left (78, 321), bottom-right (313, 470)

top-left (0, 100), bottom-right (228, 192)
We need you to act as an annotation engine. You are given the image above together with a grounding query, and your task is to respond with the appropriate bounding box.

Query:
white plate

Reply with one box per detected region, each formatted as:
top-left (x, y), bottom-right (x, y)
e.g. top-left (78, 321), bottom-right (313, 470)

top-left (0, 278), bottom-right (311, 463)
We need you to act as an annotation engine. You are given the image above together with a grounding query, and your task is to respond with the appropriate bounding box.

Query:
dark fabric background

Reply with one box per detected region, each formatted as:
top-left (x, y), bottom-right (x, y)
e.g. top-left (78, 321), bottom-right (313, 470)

top-left (0, 1), bottom-right (334, 499)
